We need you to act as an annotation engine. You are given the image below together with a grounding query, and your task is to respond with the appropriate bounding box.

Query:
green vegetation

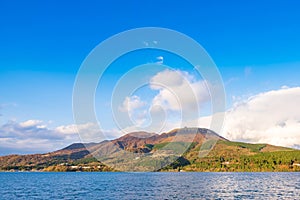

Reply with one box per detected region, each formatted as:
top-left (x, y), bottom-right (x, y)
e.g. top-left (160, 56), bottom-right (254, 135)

top-left (153, 142), bottom-right (196, 155)
top-left (144, 144), bottom-right (154, 150)
top-left (199, 140), bottom-right (216, 151)
top-left (1, 129), bottom-right (299, 172)
top-left (161, 141), bottom-right (300, 172)
top-left (219, 141), bottom-right (267, 152)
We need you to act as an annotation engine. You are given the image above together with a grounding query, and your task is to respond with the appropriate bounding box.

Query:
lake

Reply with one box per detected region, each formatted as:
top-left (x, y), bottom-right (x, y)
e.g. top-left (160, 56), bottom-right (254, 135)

top-left (0, 172), bottom-right (299, 199)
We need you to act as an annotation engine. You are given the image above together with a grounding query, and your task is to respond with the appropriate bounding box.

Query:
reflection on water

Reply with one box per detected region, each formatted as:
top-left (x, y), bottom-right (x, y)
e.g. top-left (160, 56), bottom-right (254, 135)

top-left (0, 172), bottom-right (299, 199)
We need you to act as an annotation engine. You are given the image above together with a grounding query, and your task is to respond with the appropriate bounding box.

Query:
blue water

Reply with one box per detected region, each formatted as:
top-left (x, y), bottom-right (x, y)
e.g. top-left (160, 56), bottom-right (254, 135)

top-left (0, 172), bottom-right (299, 199)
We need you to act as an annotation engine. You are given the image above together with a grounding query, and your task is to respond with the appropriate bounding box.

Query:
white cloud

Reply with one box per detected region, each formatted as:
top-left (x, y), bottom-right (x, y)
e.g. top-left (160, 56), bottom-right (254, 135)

top-left (55, 124), bottom-right (78, 134)
top-left (0, 120), bottom-right (80, 154)
top-left (0, 119), bottom-right (124, 155)
top-left (19, 120), bottom-right (43, 128)
top-left (4, 84), bottom-right (298, 155)
top-left (116, 69), bottom-right (211, 133)
top-left (119, 95), bottom-right (146, 113)
top-left (0, 120), bottom-right (113, 154)
top-left (222, 87), bottom-right (300, 148)
top-left (156, 56), bottom-right (164, 64)
top-left (55, 123), bottom-right (122, 142)
top-left (150, 69), bottom-right (210, 112)
top-left (119, 95), bottom-right (148, 126)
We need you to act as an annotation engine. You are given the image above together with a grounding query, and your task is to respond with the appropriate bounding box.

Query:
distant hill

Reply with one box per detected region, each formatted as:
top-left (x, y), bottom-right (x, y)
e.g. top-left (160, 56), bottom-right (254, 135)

top-left (0, 128), bottom-right (299, 172)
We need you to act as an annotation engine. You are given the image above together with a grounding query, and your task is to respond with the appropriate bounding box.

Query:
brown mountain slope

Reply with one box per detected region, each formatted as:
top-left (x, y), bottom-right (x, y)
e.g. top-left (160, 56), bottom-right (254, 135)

top-left (0, 127), bottom-right (299, 172)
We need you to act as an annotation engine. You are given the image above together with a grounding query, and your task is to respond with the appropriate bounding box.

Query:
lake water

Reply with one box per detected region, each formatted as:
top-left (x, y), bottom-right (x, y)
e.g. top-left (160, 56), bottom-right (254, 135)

top-left (0, 172), bottom-right (299, 199)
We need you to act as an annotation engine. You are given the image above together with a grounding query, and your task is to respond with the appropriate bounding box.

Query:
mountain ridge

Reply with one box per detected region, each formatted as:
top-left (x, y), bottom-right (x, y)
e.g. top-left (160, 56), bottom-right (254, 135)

top-left (0, 127), bottom-right (299, 172)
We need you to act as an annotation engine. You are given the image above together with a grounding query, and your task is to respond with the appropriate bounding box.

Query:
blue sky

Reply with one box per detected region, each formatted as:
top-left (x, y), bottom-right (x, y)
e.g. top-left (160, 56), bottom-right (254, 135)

top-left (0, 0), bottom-right (300, 154)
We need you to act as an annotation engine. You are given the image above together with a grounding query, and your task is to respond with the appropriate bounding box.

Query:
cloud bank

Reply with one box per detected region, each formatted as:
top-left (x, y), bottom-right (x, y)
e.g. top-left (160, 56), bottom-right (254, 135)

top-left (223, 87), bottom-right (300, 148)
top-left (0, 120), bottom-right (79, 154)
top-left (0, 120), bottom-right (122, 155)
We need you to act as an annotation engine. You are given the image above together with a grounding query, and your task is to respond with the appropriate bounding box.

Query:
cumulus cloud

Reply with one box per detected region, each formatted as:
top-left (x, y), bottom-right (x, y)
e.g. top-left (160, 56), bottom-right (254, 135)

top-left (0, 120), bottom-right (123, 155)
top-left (119, 95), bottom-right (148, 126)
top-left (144, 86), bottom-right (300, 149)
top-left (19, 120), bottom-right (43, 128)
top-left (222, 87), bottom-right (300, 148)
top-left (119, 95), bottom-right (146, 113)
top-left (150, 69), bottom-right (210, 112)
top-left (56, 123), bottom-right (122, 142)
top-left (0, 120), bottom-right (83, 154)
top-left (116, 69), bottom-right (211, 132)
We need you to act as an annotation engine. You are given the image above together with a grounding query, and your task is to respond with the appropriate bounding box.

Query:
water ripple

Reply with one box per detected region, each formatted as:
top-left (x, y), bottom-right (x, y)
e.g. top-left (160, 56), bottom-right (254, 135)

top-left (0, 172), bottom-right (299, 199)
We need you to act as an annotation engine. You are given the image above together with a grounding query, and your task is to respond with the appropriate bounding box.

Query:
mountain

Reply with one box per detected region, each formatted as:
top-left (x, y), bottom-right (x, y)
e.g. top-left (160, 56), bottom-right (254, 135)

top-left (0, 128), bottom-right (299, 172)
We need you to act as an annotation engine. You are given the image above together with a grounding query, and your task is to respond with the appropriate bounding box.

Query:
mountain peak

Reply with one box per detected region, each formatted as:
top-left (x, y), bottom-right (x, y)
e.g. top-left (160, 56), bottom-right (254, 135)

top-left (118, 131), bottom-right (158, 139)
top-left (0, 127), bottom-right (299, 172)
top-left (164, 127), bottom-right (228, 141)
top-left (62, 143), bottom-right (85, 150)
